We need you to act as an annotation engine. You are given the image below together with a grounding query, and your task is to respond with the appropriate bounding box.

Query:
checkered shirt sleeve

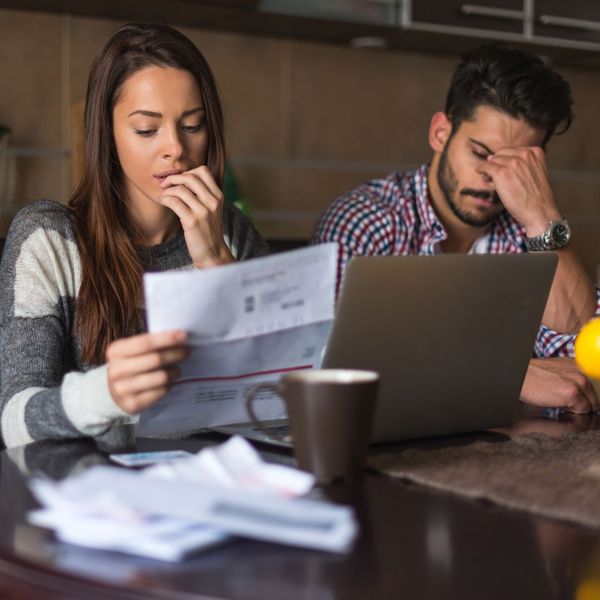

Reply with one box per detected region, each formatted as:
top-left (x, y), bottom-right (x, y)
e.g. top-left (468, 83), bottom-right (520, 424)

top-left (313, 190), bottom-right (398, 291)
top-left (534, 287), bottom-right (600, 358)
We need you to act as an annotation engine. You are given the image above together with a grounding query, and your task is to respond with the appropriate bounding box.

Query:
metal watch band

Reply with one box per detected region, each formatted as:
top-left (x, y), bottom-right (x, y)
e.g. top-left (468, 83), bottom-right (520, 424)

top-left (525, 233), bottom-right (549, 252)
top-left (525, 219), bottom-right (570, 252)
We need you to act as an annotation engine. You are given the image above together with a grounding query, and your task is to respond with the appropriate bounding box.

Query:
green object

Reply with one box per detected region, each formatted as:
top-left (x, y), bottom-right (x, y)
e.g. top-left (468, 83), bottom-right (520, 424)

top-left (0, 124), bottom-right (10, 137)
top-left (233, 198), bottom-right (252, 217)
top-left (223, 162), bottom-right (240, 204)
top-left (224, 161), bottom-right (252, 216)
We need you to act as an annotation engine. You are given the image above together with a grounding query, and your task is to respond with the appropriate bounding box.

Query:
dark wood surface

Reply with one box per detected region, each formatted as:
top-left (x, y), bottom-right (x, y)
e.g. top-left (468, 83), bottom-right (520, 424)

top-left (1, 410), bottom-right (600, 599)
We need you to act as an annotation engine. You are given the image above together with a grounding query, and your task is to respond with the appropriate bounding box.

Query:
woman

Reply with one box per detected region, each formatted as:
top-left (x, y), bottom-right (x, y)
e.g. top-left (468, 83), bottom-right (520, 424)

top-left (0, 23), bottom-right (268, 448)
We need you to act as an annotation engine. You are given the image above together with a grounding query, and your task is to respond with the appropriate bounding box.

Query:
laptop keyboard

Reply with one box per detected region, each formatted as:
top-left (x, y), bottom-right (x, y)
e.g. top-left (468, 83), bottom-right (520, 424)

top-left (258, 424), bottom-right (290, 437)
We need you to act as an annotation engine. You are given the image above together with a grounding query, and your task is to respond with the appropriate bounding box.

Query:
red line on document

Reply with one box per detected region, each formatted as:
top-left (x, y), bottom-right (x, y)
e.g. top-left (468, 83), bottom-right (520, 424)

top-left (174, 364), bottom-right (314, 385)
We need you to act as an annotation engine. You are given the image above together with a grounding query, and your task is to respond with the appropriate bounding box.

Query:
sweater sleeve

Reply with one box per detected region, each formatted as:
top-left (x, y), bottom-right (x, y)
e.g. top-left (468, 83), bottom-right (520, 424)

top-left (0, 202), bottom-right (128, 448)
top-left (222, 200), bottom-right (270, 261)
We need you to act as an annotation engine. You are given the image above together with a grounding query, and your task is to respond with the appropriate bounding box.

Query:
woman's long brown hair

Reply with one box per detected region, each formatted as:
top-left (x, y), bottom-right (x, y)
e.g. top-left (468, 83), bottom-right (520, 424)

top-left (69, 23), bottom-right (225, 365)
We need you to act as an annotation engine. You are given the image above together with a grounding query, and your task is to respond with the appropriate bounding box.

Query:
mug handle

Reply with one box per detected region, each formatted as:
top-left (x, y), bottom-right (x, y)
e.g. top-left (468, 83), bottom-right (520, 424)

top-left (245, 383), bottom-right (291, 444)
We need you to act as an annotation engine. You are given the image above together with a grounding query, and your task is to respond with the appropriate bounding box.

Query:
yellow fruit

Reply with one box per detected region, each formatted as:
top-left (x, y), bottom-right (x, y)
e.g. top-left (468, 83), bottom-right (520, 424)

top-left (575, 318), bottom-right (600, 379)
top-left (577, 577), bottom-right (600, 600)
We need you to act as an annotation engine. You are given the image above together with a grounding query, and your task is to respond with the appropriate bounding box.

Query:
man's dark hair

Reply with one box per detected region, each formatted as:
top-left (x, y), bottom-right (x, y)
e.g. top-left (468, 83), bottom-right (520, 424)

top-left (445, 43), bottom-right (573, 146)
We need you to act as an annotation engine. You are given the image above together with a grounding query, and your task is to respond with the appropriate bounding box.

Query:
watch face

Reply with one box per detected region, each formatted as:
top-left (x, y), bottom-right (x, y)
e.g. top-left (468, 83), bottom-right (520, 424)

top-left (551, 223), bottom-right (570, 247)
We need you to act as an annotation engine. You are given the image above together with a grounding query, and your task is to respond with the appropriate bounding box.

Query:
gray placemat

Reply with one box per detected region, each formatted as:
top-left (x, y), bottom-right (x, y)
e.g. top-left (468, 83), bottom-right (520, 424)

top-left (368, 431), bottom-right (600, 529)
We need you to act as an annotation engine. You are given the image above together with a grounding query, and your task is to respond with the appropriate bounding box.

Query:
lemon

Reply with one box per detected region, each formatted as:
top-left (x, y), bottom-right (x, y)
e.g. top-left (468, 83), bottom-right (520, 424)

top-left (575, 318), bottom-right (600, 380)
top-left (577, 576), bottom-right (600, 600)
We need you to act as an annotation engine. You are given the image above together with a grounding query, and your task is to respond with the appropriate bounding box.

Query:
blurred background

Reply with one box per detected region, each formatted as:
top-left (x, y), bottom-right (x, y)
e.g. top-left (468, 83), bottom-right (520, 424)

top-left (0, 0), bottom-right (599, 275)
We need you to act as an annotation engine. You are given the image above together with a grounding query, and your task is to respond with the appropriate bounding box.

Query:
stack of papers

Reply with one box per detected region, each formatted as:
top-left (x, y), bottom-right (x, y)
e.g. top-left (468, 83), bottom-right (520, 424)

top-left (28, 437), bottom-right (358, 561)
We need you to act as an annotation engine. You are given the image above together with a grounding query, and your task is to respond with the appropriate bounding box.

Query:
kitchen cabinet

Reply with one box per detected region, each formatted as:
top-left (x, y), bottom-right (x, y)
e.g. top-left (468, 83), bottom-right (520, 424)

top-left (261, 0), bottom-right (398, 26)
top-left (405, 0), bottom-right (600, 57)
top-left (409, 0), bottom-right (525, 35)
top-left (535, 0), bottom-right (600, 46)
top-left (2, 0), bottom-right (600, 65)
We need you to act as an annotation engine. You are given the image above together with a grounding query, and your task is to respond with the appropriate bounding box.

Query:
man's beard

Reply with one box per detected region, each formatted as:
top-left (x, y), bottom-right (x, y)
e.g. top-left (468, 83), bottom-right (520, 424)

top-left (437, 144), bottom-right (503, 228)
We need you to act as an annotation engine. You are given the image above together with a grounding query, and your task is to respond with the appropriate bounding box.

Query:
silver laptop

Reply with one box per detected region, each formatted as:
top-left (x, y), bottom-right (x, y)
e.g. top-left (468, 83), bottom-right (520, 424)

top-left (214, 252), bottom-right (558, 445)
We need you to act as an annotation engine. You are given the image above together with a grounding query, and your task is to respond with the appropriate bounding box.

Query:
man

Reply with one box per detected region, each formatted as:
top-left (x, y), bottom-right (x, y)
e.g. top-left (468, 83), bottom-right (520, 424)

top-left (314, 43), bottom-right (600, 413)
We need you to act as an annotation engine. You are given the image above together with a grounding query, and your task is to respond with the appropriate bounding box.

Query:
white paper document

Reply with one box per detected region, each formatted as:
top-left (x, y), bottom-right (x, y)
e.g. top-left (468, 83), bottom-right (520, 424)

top-left (138, 243), bottom-right (337, 436)
top-left (29, 437), bottom-right (358, 560)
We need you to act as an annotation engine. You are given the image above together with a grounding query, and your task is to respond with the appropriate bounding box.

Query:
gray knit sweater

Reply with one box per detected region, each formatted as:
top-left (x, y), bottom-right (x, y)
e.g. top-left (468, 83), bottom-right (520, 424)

top-left (0, 199), bottom-right (269, 448)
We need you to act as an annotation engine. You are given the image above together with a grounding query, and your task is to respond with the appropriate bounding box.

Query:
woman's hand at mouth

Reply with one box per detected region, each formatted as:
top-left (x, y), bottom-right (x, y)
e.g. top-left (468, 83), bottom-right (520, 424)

top-left (158, 165), bottom-right (235, 269)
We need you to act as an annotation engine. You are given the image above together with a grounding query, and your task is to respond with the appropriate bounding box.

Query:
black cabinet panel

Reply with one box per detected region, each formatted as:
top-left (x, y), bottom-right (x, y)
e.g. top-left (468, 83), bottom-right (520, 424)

top-left (535, 0), bottom-right (600, 45)
top-left (411, 0), bottom-right (524, 34)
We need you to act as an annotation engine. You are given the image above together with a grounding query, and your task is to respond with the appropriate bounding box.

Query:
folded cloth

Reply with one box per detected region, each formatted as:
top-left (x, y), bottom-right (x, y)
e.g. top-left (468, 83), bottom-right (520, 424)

top-left (368, 431), bottom-right (600, 529)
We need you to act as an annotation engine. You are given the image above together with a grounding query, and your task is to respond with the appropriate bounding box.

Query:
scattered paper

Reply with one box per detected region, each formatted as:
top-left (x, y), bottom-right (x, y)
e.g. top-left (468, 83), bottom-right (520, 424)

top-left (29, 437), bottom-right (358, 560)
top-left (30, 510), bottom-right (227, 562)
top-left (144, 435), bottom-right (314, 497)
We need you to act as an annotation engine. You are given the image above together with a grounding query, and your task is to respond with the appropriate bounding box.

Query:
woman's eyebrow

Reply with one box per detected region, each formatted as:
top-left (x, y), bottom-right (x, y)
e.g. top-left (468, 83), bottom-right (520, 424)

top-left (182, 107), bottom-right (204, 117)
top-left (128, 109), bottom-right (161, 118)
top-left (127, 107), bottom-right (205, 118)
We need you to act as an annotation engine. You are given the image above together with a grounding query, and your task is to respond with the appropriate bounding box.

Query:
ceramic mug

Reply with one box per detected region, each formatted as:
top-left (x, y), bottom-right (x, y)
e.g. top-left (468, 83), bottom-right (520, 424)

top-left (246, 369), bottom-right (379, 483)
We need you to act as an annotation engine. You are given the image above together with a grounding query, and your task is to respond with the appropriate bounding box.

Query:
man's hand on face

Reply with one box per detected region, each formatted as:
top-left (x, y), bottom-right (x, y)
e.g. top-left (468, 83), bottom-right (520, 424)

top-left (520, 357), bottom-right (600, 413)
top-left (476, 146), bottom-right (562, 236)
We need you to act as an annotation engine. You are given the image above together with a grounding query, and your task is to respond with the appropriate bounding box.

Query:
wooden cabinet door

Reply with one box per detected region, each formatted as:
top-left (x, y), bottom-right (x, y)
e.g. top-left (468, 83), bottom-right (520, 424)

top-left (410, 0), bottom-right (525, 34)
top-left (535, 0), bottom-right (600, 45)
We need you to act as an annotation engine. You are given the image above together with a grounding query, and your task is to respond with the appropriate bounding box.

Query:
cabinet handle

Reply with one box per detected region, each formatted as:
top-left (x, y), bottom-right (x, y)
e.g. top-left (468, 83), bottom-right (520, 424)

top-left (539, 14), bottom-right (600, 33)
top-left (461, 4), bottom-right (524, 21)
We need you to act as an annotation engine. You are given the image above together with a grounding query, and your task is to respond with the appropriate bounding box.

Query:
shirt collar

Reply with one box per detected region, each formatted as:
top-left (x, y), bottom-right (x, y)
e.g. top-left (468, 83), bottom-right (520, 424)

top-left (488, 208), bottom-right (527, 251)
top-left (414, 164), bottom-right (447, 242)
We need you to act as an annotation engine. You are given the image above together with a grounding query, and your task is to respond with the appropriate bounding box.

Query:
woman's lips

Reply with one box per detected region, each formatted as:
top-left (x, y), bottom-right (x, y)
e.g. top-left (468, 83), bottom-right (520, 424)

top-left (154, 169), bottom-right (184, 183)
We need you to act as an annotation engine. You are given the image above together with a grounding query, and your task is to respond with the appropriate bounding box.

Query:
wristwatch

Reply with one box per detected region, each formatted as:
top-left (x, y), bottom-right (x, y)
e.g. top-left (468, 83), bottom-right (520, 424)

top-left (525, 219), bottom-right (571, 251)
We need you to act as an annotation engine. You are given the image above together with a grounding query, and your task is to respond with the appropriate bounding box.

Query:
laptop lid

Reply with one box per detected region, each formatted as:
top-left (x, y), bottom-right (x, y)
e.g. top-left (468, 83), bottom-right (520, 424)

top-left (321, 253), bottom-right (558, 443)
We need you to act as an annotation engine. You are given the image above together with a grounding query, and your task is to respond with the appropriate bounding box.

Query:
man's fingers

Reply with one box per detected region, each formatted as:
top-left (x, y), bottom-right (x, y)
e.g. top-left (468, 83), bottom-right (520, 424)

top-left (582, 377), bottom-right (600, 412)
top-left (565, 396), bottom-right (592, 415)
top-left (490, 145), bottom-right (545, 161)
top-left (478, 147), bottom-right (546, 176)
top-left (475, 159), bottom-right (505, 179)
top-left (475, 159), bottom-right (495, 172)
top-left (520, 358), bottom-right (596, 414)
top-left (480, 155), bottom-right (526, 178)
top-left (488, 147), bottom-right (529, 159)
top-left (562, 374), bottom-right (595, 414)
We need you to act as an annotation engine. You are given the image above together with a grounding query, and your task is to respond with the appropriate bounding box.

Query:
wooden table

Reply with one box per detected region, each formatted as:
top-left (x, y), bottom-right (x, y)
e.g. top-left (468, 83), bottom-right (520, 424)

top-left (0, 409), bottom-right (599, 599)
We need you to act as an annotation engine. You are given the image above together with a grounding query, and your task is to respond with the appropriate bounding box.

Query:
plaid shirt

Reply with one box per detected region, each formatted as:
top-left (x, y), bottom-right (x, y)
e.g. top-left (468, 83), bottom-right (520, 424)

top-left (313, 164), bottom-right (598, 358)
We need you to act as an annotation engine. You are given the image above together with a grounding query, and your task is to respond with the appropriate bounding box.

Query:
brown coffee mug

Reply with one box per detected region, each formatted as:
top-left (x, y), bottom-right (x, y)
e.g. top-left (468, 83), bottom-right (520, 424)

top-left (246, 369), bottom-right (379, 483)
